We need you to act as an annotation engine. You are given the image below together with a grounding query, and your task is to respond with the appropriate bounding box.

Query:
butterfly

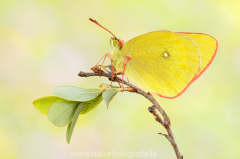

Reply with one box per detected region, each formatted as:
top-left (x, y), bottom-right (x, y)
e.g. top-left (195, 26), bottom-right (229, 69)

top-left (90, 18), bottom-right (218, 98)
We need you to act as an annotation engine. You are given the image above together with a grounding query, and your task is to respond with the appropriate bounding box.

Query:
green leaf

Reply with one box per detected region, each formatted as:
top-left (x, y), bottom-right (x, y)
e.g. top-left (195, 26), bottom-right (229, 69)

top-left (33, 96), bottom-right (68, 115)
top-left (80, 94), bottom-right (103, 114)
top-left (52, 86), bottom-right (102, 101)
top-left (102, 89), bottom-right (118, 107)
top-left (66, 102), bottom-right (85, 144)
top-left (48, 101), bottom-right (79, 127)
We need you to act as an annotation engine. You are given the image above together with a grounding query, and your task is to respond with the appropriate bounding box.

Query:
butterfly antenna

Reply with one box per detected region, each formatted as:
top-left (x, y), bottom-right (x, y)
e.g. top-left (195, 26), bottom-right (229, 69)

top-left (89, 18), bottom-right (118, 40)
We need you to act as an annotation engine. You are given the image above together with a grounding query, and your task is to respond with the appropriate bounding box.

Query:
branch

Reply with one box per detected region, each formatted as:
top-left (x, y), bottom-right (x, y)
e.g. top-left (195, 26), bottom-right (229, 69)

top-left (78, 68), bottom-right (183, 159)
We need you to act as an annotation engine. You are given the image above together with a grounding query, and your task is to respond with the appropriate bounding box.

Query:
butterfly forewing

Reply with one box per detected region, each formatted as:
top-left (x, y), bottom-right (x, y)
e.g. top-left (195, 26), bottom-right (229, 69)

top-left (120, 31), bottom-right (201, 98)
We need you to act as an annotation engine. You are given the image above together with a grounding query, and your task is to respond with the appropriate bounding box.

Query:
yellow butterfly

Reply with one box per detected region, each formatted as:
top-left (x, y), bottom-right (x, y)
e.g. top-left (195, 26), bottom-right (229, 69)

top-left (90, 18), bottom-right (218, 99)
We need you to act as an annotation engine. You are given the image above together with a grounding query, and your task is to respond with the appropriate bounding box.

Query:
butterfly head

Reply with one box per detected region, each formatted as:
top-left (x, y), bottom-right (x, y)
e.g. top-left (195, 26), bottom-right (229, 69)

top-left (110, 37), bottom-right (124, 49)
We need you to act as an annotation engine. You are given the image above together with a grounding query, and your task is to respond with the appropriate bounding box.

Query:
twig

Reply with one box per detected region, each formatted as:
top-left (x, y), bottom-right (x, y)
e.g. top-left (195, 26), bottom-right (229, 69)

top-left (78, 68), bottom-right (183, 159)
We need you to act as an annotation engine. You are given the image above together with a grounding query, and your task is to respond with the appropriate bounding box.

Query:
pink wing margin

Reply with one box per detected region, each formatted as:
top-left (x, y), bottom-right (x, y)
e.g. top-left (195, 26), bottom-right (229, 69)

top-left (154, 32), bottom-right (218, 99)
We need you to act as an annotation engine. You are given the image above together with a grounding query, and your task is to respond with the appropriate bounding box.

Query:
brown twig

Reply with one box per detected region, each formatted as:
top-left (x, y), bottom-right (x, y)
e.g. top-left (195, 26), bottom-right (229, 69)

top-left (78, 68), bottom-right (183, 159)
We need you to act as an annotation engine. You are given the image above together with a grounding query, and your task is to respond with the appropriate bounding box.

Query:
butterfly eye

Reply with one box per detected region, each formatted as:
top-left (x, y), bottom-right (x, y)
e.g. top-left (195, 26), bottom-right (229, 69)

top-left (110, 38), bottom-right (119, 48)
top-left (111, 39), bottom-right (119, 47)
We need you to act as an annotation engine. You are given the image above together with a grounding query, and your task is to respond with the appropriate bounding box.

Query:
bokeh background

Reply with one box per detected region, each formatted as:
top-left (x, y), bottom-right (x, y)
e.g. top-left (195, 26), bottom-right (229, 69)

top-left (1, 0), bottom-right (240, 158)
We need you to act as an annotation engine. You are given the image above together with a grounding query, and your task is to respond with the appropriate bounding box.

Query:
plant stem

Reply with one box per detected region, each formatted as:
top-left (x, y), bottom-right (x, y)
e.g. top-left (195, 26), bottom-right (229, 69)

top-left (78, 69), bottom-right (183, 159)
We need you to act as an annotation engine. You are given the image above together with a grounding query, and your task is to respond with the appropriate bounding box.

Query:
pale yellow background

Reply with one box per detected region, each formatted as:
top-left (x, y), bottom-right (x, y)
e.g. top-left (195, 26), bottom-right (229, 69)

top-left (1, 0), bottom-right (240, 159)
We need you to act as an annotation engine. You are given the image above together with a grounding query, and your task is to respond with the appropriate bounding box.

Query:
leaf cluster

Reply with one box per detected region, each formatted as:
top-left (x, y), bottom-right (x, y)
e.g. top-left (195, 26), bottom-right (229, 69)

top-left (33, 85), bottom-right (121, 143)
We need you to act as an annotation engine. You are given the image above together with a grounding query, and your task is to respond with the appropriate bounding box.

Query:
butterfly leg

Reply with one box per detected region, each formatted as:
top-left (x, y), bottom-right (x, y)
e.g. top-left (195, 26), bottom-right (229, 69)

top-left (100, 65), bottom-right (110, 73)
top-left (108, 60), bottom-right (123, 87)
top-left (91, 54), bottom-right (106, 69)
top-left (127, 78), bottom-right (131, 84)
top-left (91, 53), bottom-right (112, 77)
top-left (110, 59), bottom-right (114, 86)
top-left (122, 56), bottom-right (131, 89)
top-left (91, 53), bottom-right (122, 87)
top-left (99, 53), bottom-right (110, 77)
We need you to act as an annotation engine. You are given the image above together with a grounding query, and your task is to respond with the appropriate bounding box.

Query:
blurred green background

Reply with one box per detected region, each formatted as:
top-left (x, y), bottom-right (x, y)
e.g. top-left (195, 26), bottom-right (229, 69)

top-left (1, 0), bottom-right (240, 158)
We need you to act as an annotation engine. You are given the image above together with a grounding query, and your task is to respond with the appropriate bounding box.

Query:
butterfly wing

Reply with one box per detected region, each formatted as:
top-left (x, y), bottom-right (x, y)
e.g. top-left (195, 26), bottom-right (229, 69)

top-left (120, 31), bottom-right (204, 98)
top-left (178, 32), bottom-right (218, 80)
